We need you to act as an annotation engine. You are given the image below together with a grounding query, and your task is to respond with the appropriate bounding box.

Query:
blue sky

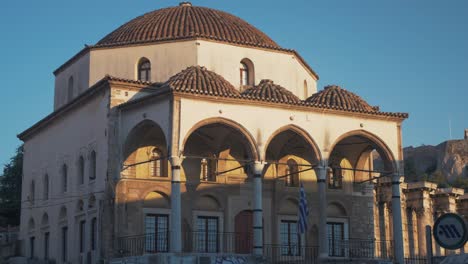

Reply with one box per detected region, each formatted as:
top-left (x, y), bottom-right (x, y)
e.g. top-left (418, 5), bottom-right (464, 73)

top-left (0, 0), bottom-right (467, 165)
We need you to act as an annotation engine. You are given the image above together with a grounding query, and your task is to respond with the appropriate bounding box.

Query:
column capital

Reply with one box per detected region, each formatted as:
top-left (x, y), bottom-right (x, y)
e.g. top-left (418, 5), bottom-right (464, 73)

top-left (253, 161), bottom-right (266, 175)
top-left (170, 156), bottom-right (182, 167)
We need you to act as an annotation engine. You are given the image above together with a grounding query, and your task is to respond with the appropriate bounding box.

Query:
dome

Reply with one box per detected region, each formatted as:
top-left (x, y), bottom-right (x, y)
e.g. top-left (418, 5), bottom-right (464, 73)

top-left (305, 85), bottom-right (377, 112)
top-left (242, 79), bottom-right (301, 104)
top-left (161, 66), bottom-right (241, 97)
top-left (96, 2), bottom-right (280, 49)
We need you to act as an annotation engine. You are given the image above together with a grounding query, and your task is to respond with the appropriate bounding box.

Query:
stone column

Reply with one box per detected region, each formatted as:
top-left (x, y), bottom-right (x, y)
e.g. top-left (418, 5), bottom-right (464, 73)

top-left (316, 163), bottom-right (329, 260)
top-left (253, 161), bottom-right (265, 256)
top-left (170, 156), bottom-right (182, 253)
top-left (391, 173), bottom-right (404, 264)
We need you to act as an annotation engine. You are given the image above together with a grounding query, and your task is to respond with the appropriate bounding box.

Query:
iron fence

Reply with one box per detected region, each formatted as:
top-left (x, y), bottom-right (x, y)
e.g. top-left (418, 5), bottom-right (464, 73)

top-left (328, 238), bottom-right (393, 259)
top-left (263, 244), bottom-right (319, 264)
top-left (116, 233), bottom-right (169, 257)
top-left (183, 231), bottom-right (252, 254)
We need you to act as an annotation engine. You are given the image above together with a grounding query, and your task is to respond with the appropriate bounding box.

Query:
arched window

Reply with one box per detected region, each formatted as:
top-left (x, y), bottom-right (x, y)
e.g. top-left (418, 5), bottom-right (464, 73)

top-left (328, 165), bottom-right (343, 189)
top-left (240, 62), bottom-right (249, 86)
top-left (30, 180), bottom-right (35, 203)
top-left (150, 148), bottom-right (163, 177)
top-left (62, 164), bottom-right (68, 193)
top-left (43, 175), bottom-right (49, 200)
top-left (200, 157), bottom-right (217, 182)
top-left (78, 156), bottom-right (85, 184)
top-left (138, 58), bottom-right (151, 82)
top-left (67, 76), bottom-right (74, 102)
top-left (286, 159), bottom-right (299, 187)
top-left (89, 151), bottom-right (97, 180)
top-left (303, 80), bottom-right (308, 98)
top-left (240, 59), bottom-right (254, 87)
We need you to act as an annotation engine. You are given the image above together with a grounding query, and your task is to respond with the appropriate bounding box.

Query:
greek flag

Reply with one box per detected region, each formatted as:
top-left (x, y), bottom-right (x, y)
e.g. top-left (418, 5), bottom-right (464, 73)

top-left (298, 183), bottom-right (309, 234)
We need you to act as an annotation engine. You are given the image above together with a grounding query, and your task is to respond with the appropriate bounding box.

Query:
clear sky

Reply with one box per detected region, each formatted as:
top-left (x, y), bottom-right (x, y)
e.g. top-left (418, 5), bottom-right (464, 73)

top-left (0, 0), bottom-right (467, 165)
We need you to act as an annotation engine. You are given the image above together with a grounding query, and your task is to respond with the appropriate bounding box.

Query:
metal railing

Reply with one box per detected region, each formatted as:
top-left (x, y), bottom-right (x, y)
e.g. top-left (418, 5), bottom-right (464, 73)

top-left (183, 231), bottom-right (252, 254)
top-left (263, 244), bottom-right (319, 264)
top-left (116, 233), bottom-right (169, 257)
top-left (328, 238), bottom-right (393, 259)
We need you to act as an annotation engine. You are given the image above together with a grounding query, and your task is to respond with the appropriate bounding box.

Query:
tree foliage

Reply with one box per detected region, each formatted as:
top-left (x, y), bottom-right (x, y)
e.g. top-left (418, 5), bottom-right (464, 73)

top-left (0, 145), bottom-right (23, 226)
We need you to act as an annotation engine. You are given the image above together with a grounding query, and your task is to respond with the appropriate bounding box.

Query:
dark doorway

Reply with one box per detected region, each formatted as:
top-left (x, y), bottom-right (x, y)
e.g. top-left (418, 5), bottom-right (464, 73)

top-left (235, 210), bottom-right (253, 253)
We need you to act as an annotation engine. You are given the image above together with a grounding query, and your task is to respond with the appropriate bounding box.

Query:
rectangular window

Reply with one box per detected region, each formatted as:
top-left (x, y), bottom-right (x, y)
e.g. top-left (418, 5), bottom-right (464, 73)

top-left (29, 236), bottom-right (35, 259)
top-left (44, 232), bottom-right (49, 260)
top-left (91, 218), bottom-right (97, 251)
top-left (327, 222), bottom-right (344, 257)
top-left (79, 220), bottom-right (86, 253)
top-left (145, 214), bottom-right (169, 252)
top-left (62, 226), bottom-right (68, 262)
top-left (280, 220), bottom-right (301, 256)
top-left (196, 216), bottom-right (219, 253)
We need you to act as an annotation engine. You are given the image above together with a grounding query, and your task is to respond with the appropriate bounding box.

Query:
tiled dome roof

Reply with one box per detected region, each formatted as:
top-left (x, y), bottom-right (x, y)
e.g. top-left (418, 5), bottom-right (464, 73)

top-left (305, 85), bottom-right (377, 112)
top-left (96, 2), bottom-right (280, 49)
top-left (241, 79), bottom-right (301, 104)
top-left (162, 66), bottom-right (241, 97)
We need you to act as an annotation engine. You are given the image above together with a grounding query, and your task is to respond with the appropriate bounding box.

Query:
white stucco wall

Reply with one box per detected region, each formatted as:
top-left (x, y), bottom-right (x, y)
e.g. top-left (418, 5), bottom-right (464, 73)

top-left (177, 98), bottom-right (401, 163)
top-left (196, 40), bottom-right (317, 98)
top-left (20, 90), bottom-right (109, 261)
top-left (54, 53), bottom-right (90, 109)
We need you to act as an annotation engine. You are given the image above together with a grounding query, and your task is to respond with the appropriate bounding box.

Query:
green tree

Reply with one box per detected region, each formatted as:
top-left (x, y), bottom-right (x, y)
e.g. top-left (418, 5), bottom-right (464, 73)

top-left (0, 145), bottom-right (23, 226)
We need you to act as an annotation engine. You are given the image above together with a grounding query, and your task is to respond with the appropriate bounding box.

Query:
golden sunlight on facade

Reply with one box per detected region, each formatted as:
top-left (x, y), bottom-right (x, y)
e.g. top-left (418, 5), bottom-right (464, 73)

top-left (20, 2), bottom-right (468, 264)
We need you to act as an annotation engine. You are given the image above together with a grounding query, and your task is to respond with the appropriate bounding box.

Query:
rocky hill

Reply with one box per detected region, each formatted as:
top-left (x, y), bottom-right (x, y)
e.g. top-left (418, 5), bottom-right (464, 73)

top-left (403, 137), bottom-right (468, 185)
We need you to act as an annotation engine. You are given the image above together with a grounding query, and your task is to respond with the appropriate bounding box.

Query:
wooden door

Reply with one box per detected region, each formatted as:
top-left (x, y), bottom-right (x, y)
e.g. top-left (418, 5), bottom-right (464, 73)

top-left (235, 210), bottom-right (253, 253)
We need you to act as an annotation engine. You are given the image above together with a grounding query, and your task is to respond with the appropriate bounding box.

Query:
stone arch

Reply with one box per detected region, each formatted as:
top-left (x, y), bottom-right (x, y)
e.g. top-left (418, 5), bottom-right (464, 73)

top-left (181, 117), bottom-right (259, 161)
top-left (41, 213), bottom-right (49, 227)
top-left (327, 201), bottom-right (348, 217)
top-left (278, 197), bottom-right (299, 215)
top-left (327, 129), bottom-right (397, 173)
top-left (59, 206), bottom-right (67, 221)
top-left (122, 119), bottom-right (168, 178)
top-left (264, 124), bottom-right (322, 161)
top-left (143, 191), bottom-right (170, 208)
top-left (194, 194), bottom-right (222, 211)
top-left (28, 217), bottom-right (35, 231)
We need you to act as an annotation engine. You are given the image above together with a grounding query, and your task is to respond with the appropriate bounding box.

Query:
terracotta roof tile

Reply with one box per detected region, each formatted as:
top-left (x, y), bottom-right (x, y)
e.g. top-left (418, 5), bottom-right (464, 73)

top-left (96, 3), bottom-right (279, 50)
top-left (161, 66), bottom-right (241, 97)
top-left (241, 79), bottom-right (301, 104)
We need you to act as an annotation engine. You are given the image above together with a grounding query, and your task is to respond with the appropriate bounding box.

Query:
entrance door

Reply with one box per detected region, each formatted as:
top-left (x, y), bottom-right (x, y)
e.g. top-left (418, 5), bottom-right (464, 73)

top-left (235, 210), bottom-right (253, 253)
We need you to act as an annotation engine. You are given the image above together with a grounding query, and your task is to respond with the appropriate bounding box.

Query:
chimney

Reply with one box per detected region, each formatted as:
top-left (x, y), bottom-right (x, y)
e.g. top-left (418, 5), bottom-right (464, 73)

top-left (465, 129), bottom-right (468, 140)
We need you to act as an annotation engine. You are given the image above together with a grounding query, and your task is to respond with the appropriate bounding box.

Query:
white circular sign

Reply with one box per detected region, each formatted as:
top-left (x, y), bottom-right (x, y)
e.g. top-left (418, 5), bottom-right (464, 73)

top-left (433, 213), bottom-right (467, 250)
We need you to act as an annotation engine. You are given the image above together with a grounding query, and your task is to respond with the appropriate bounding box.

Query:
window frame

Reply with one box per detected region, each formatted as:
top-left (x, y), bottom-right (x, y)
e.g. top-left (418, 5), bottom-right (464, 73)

top-left (89, 151), bottom-right (97, 181)
top-left (62, 226), bottom-right (68, 262)
top-left (138, 58), bottom-right (151, 82)
top-left (79, 220), bottom-right (86, 253)
top-left (326, 217), bottom-right (349, 258)
top-left (195, 216), bottom-right (220, 253)
top-left (44, 232), bottom-right (49, 260)
top-left (328, 167), bottom-right (343, 189)
top-left (78, 156), bottom-right (85, 185)
top-left (62, 164), bottom-right (68, 193)
top-left (144, 213), bottom-right (170, 253)
top-left (150, 148), bottom-right (165, 177)
top-left (43, 174), bottom-right (49, 200)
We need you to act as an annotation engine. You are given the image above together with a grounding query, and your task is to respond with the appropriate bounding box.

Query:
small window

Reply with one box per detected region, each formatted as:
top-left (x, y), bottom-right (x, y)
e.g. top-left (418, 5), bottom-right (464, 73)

top-left (240, 59), bottom-right (254, 87)
top-left (328, 167), bottom-right (343, 189)
top-left (200, 158), bottom-right (217, 182)
top-left (303, 80), bottom-right (308, 98)
top-left (78, 156), bottom-right (85, 184)
top-left (67, 76), bottom-right (74, 102)
top-left (138, 58), bottom-right (151, 82)
top-left (150, 148), bottom-right (164, 177)
top-left (43, 175), bottom-right (49, 200)
top-left (44, 232), bottom-right (50, 260)
top-left (29, 236), bottom-right (35, 259)
top-left (62, 164), bottom-right (68, 193)
top-left (280, 220), bottom-right (300, 256)
top-left (91, 218), bottom-right (97, 251)
top-left (79, 220), bottom-right (86, 253)
top-left (62, 226), bottom-right (68, 262)
top-left (90, 151), bottom-right (97, 180)
top-left (30, 180), bottom-right (35, 203)
top-left (285, 159), bottom-right (299, 187)
top-left (195, 216), bottom-right (219, 253)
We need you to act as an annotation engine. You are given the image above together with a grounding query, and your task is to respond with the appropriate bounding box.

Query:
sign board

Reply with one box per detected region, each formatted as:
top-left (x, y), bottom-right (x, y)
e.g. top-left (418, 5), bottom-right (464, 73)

top-left (433, 213), bottom-right (468, 250)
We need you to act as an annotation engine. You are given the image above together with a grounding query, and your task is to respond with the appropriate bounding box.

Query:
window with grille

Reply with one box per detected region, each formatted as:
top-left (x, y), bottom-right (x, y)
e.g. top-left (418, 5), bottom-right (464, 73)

top-left (150, 148), bottom-right (164, 177)
top-left (280, 220), bottom-right (301, 256)
top-left (286, 159), bottom-right (299, 187)
top-left (196, 216), bottom-right (219, 253)
top-left (145, 214), bottom-right (169, 252)
top-left (328, 167), bottom-right (343, 189)
top-left (90, 151), bottom-right (97, 180)
top-left (327, 222), bottom-right (344, 257)
top-left (200, 158), bottom-right (217, 182)
top-left (62, 164), bottom-right (68, 193)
